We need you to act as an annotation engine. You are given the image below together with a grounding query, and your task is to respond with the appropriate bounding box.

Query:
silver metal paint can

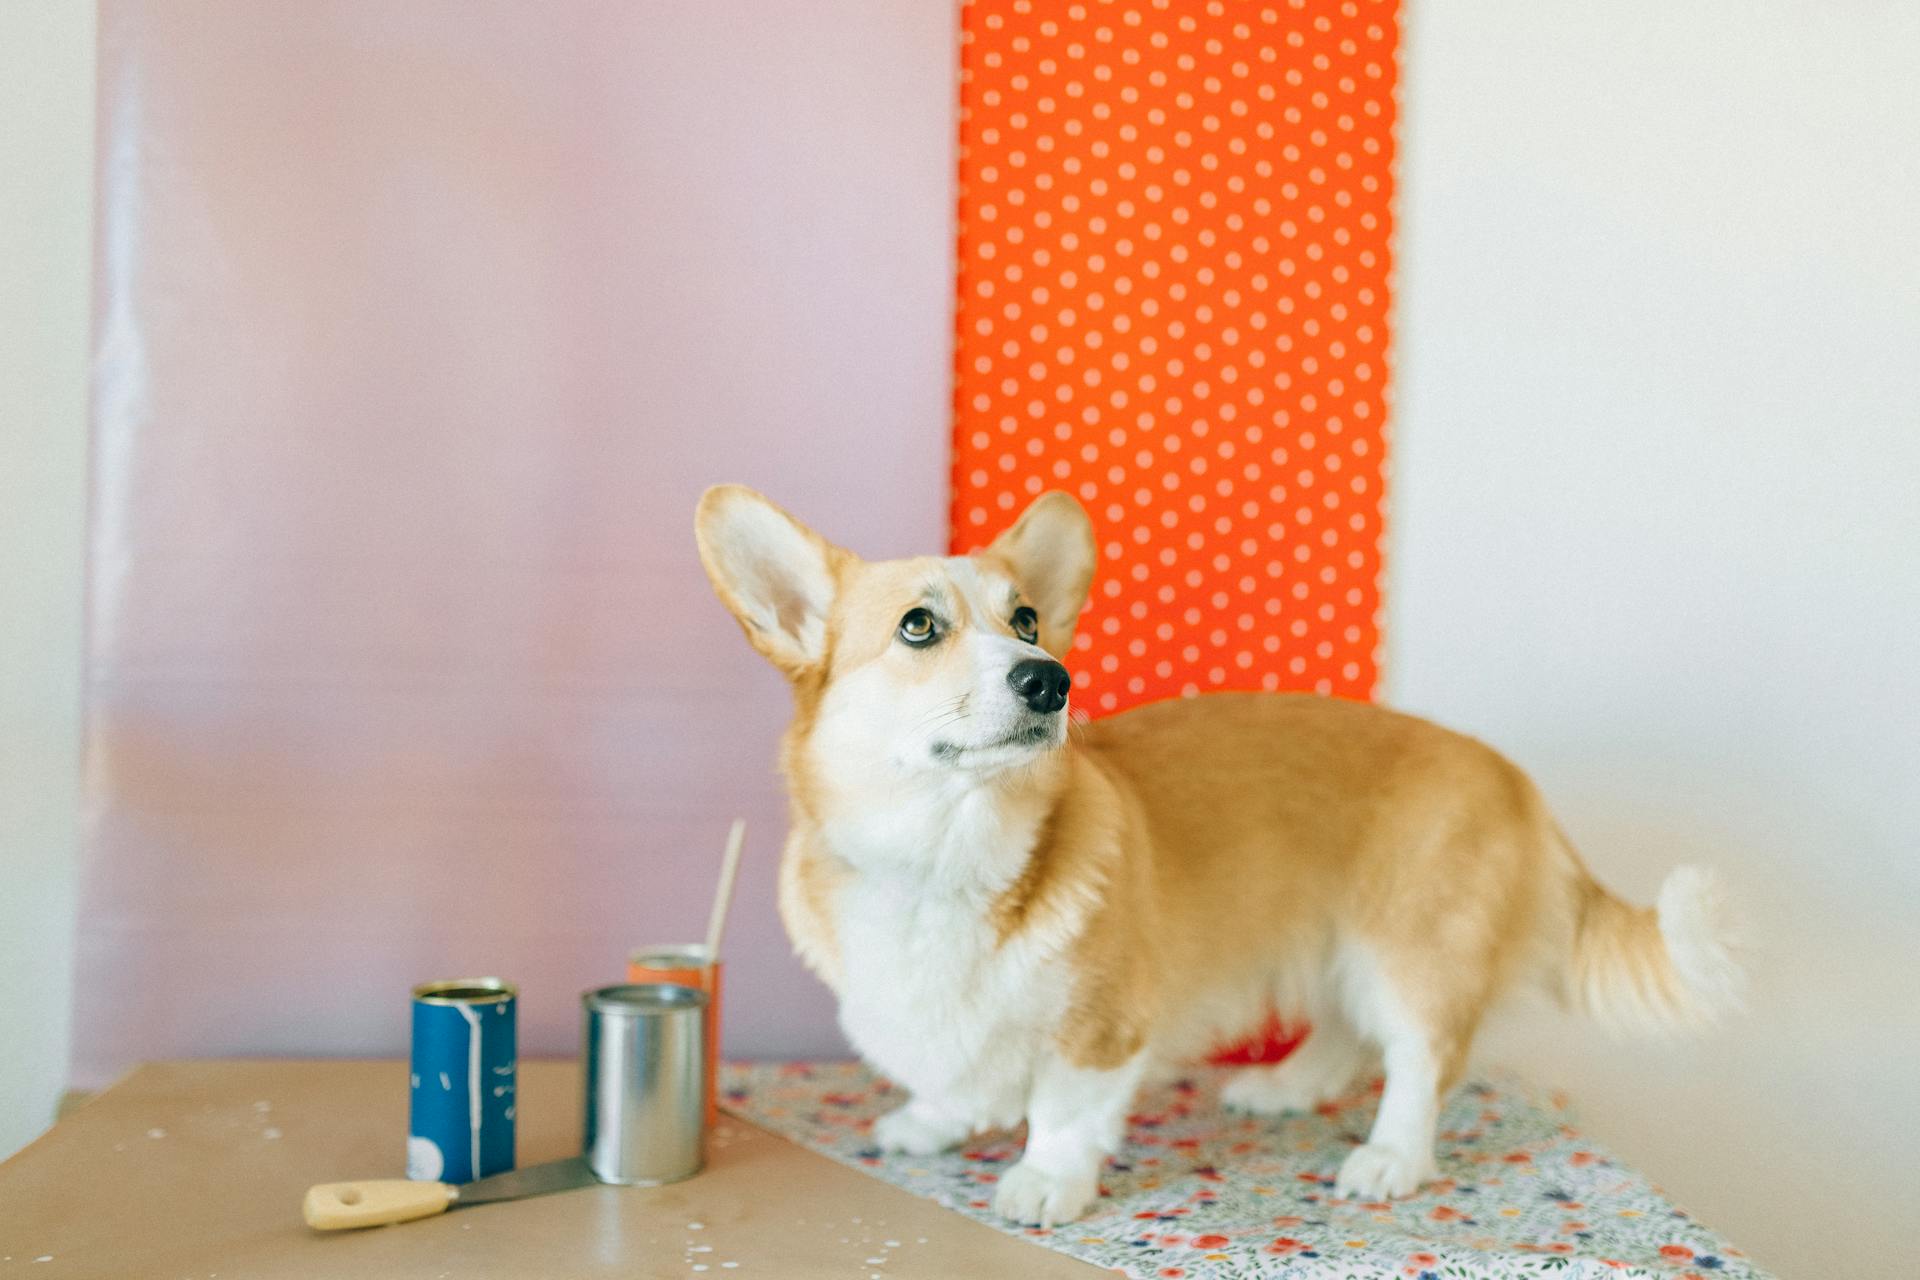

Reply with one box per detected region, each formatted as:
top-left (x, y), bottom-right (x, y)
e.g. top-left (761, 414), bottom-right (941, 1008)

top-left (580, 982), bottom-right (708, 1185)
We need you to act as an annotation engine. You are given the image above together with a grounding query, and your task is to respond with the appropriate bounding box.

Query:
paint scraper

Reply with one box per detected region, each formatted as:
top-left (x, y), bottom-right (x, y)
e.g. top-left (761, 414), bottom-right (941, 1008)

top-left (303, 1156), bottom-right (599, 1230)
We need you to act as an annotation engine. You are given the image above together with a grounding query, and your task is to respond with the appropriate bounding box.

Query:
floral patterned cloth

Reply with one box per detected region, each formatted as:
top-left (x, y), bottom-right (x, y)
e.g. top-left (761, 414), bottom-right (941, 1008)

top-left (720, 1061), bottom-right (1769, 1279)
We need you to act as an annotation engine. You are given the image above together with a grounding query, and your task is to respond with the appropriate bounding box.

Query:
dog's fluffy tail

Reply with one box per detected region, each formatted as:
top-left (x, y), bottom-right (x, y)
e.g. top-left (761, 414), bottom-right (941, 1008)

top-left (1560, 859), bottom-right (1746, 1035)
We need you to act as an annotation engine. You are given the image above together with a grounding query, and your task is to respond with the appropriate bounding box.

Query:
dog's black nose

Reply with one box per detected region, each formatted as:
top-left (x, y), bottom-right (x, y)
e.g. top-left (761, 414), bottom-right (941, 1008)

top-left (1007, 658), bottom-right (1072, 714)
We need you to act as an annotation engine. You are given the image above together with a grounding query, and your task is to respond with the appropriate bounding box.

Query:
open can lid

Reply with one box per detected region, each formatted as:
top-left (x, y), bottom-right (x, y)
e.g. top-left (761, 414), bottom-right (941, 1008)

top-left (583, 982), bottom-right (708, 1016)
top-left (413, 977), bottom-right (517, 1005)
top-left (627, 943), bottom-right (713, 968)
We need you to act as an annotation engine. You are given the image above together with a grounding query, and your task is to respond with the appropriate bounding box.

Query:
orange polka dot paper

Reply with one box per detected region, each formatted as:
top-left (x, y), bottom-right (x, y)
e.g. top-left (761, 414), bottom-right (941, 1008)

top-left (949, 0), bottom-right (1396, 716)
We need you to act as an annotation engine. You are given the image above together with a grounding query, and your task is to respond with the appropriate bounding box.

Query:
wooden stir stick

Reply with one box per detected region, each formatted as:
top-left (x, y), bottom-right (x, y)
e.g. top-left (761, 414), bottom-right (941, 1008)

top-left (704, 818), bottom-right (746, 974)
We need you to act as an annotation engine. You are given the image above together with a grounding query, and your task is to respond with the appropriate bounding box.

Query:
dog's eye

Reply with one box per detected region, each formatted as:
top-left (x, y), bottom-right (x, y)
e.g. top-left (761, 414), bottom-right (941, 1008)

top-left (1010, 606), bottom-right (1040, 644)
top-left (897, 608), bottom-right (938, 647)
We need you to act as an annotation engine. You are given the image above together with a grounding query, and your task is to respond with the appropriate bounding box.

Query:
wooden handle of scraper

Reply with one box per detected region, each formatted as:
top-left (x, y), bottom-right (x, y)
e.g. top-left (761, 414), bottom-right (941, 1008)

top-left (303, 1178), bottom-right (457, 1230)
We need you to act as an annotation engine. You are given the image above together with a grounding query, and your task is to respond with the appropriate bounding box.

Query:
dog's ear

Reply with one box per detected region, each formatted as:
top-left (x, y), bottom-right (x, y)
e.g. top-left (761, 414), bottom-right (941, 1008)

top-left (696, 485), bottom-right (849, 676)
top-left (986, 491), bottom-right (1096, 658)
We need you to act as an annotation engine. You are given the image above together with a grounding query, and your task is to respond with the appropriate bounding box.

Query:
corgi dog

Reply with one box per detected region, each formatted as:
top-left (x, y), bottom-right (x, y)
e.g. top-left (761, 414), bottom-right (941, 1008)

top-left (694, 484), bottom-right (1743, 1228)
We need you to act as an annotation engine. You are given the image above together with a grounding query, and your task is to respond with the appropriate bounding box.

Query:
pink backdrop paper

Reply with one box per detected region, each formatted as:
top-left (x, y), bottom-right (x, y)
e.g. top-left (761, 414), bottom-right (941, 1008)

top-left (78, 1), bottom-right (957, 1085)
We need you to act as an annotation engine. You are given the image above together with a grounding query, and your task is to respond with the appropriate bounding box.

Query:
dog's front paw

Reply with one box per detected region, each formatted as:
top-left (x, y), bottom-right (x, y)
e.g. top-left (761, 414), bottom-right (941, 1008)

top-left (872, 1105), bottom-right (967, 1156)
top-left (993, 1159), bottom-right (1098, 1228)
top-left (1334, 1141), bottom-right (1435, 1200)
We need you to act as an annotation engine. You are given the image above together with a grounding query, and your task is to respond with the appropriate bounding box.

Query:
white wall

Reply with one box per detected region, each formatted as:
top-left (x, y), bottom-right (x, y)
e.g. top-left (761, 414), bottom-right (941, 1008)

top-left (0, 2), bottom-right (95, 1158)
top-left (1391, 3), bottom-right (1920, 1276)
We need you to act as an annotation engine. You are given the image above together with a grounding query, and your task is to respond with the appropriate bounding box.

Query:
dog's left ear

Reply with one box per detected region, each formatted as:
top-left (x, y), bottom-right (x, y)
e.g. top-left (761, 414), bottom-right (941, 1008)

top-left (985, 491), bottom-right (1096, 658)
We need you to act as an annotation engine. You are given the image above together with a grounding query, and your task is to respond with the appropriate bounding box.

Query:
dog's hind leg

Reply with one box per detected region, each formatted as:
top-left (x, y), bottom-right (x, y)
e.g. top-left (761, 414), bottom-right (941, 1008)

top-left (1331, 946), bottom-right (1477, 1200)
top-left (994, 1051), bottom-right (1146, 1228)
top-left (1221, 1013), bottom-right (1373, 1115)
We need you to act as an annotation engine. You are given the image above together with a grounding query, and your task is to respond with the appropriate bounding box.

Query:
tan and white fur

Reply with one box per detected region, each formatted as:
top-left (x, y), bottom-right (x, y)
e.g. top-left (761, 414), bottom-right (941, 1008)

top-left (695, 485), bottom-right (1744, 1227)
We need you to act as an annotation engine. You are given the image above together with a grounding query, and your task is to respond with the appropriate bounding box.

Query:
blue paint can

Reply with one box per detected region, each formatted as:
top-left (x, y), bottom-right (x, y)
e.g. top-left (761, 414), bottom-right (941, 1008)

top-left (408, 978), bottom-right (517, 1183)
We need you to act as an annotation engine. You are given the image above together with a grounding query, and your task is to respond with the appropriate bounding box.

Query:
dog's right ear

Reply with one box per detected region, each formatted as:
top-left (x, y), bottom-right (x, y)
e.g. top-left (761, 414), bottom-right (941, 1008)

top-left (695, 485), bottom-right (848, 677)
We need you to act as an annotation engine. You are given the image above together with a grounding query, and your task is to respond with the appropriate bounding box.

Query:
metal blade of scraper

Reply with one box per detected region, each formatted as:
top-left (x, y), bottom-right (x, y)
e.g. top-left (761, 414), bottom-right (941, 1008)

top-left (454, 1155), bottom-right (598, 1205)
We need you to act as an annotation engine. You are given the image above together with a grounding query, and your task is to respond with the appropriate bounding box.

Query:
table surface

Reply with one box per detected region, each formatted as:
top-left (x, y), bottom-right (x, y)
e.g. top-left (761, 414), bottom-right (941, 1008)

top-left (0, 1060), bottom-right (1103, 1280)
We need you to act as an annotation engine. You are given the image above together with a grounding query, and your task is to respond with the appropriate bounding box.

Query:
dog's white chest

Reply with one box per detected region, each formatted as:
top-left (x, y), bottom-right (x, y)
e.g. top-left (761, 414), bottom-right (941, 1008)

top-left (831, 871), bottom-right (1067, 1128)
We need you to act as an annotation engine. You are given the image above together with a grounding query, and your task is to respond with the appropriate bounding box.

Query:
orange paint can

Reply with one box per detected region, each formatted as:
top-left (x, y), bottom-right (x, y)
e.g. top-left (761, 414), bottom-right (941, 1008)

top-left (626, 944), bottom-right (721, 1126)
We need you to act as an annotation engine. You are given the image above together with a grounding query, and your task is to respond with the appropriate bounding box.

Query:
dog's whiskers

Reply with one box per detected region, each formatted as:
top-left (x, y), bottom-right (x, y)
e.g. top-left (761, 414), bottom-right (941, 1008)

top-left (912, 694), bottom-right (973, 736)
